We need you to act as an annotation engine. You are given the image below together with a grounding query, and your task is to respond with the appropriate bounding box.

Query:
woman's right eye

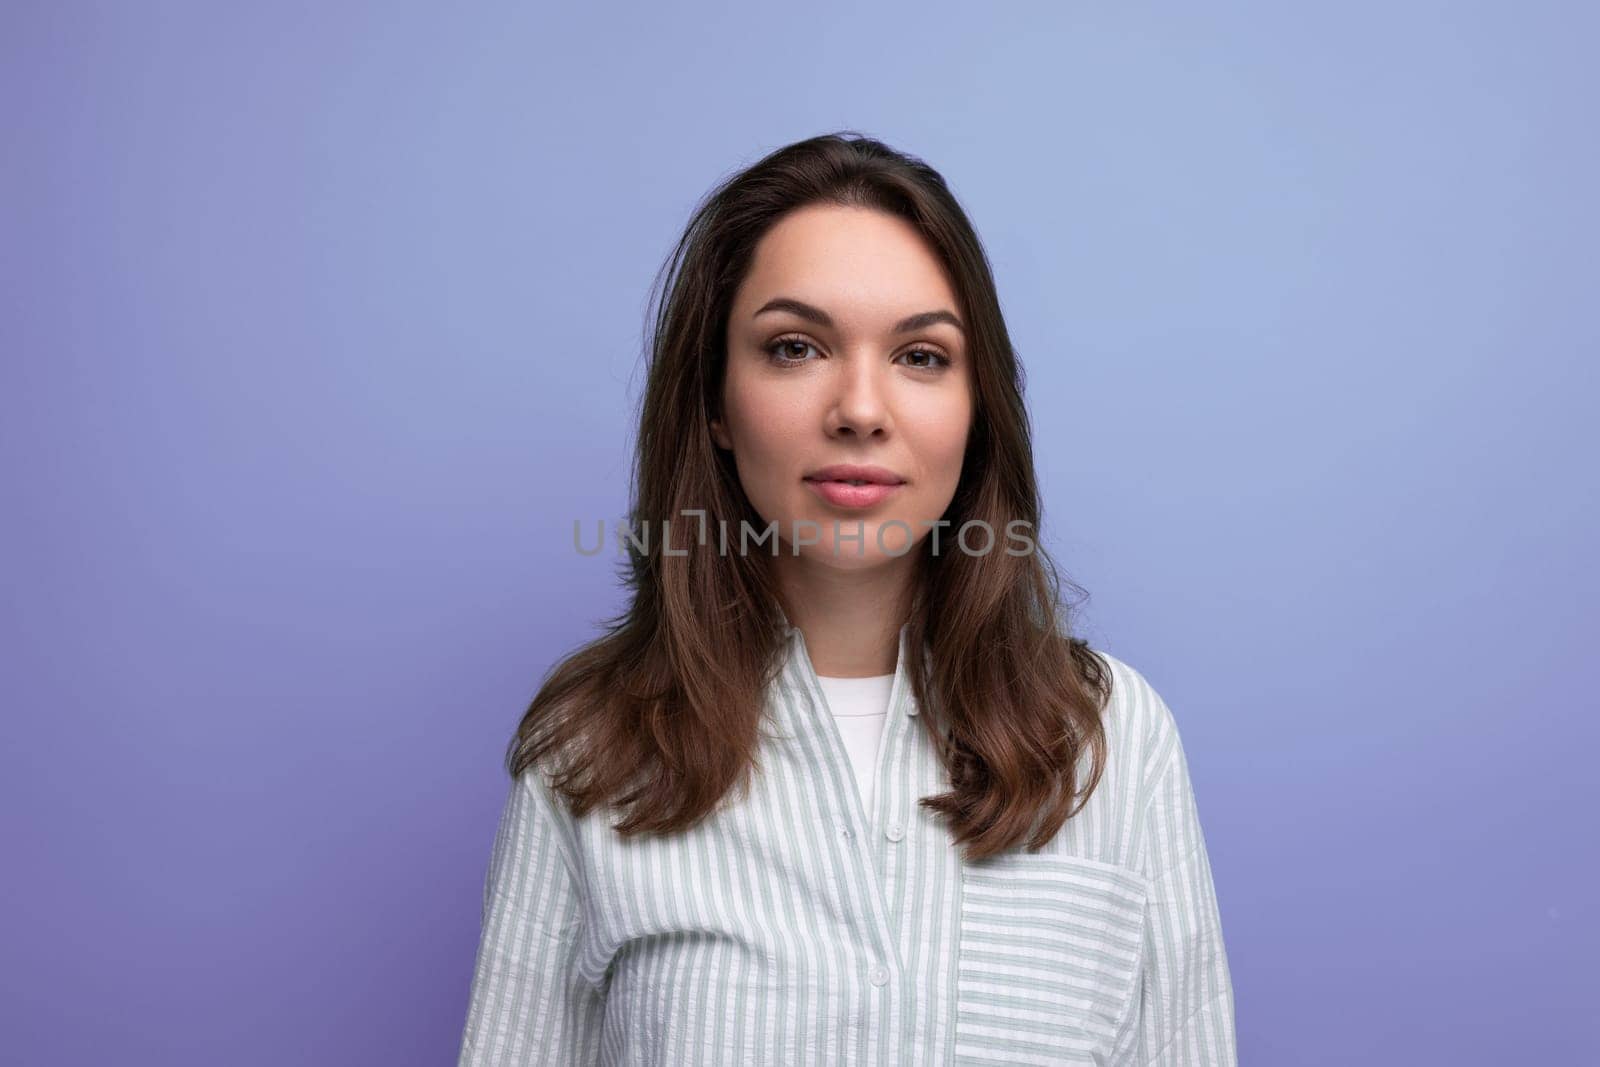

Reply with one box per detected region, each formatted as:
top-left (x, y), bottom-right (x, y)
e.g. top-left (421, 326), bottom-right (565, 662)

top-left (764, 336), bottom-right (819, 366)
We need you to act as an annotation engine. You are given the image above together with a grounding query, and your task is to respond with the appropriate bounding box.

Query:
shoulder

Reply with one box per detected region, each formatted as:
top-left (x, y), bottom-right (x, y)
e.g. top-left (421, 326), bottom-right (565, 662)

top-left (1081, 646), bottom-right (1185, 782)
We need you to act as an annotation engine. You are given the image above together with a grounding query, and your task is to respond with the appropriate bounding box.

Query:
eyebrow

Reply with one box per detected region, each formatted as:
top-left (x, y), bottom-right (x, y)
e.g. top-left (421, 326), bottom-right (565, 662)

top-left (753, 296), bottom-right (965, 336)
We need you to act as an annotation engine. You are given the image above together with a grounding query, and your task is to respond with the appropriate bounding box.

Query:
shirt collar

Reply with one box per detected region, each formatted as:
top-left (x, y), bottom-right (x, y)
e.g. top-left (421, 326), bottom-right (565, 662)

top-left (774, 603), bottom-right (913, 646)
top-left (777, 607), bottom-right (926, 726)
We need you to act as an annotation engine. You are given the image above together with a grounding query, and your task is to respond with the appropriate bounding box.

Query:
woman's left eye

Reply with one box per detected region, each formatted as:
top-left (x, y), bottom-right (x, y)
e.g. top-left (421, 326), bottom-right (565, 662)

top-left (898, 347), bottom-right (952, 370)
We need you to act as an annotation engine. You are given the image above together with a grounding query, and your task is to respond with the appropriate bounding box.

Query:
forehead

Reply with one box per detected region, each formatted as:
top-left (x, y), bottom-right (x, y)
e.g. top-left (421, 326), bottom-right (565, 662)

top-left (731, 204), bottom-right (960, 325)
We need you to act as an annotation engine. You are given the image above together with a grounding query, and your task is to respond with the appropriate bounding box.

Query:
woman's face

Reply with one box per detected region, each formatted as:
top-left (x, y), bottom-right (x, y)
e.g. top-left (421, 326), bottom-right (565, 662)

top-left (712, 203), bottom-right (974, 572)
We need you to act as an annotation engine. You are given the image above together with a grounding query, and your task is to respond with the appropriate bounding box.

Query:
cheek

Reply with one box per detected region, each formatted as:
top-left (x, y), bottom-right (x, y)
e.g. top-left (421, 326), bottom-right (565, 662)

top-left (729, 380), bottom-right (810, 459)
top-left (743, 411), bottom-right (809, 468)
top-left (906, 402), bottom-right (972, 484)
top-left (724, 382), bottom-right (812, 501)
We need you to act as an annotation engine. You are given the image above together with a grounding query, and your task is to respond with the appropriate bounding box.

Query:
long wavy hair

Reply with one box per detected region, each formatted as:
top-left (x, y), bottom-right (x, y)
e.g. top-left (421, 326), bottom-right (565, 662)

top-left (508, 130), bottom-right (1110, 863)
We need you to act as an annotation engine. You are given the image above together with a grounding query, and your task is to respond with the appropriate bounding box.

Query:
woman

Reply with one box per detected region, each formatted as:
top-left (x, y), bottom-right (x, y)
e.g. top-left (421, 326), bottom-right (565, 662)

top-left (458, 132), bottom-right (1236, 1066)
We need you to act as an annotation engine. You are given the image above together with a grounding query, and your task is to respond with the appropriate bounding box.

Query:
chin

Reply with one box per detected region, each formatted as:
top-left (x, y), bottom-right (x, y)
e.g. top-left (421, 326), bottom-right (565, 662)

top-left (791, 522), bottom-right (920, 568)
top-left (798, 545), bottom-right (903, 572)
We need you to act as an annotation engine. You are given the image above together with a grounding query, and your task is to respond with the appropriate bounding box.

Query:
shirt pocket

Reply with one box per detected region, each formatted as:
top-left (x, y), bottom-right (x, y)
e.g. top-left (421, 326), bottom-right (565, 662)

top-left (956, 852), bottom-right (1148, 1065)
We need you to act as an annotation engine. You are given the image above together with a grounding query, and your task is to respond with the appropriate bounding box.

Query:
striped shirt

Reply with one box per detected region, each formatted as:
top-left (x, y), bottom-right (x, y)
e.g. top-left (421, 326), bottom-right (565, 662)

top-left (458, 621), bottom-right (1237, 1065)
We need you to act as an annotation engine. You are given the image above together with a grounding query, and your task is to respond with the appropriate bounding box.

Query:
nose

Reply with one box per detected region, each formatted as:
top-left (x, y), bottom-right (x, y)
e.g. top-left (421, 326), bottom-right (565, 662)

top-left (825, 355), bottom-right (891, 439)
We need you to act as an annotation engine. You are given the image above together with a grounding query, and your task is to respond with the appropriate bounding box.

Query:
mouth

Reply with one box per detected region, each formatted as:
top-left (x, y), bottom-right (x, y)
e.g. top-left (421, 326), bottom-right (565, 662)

top-left (801, 464), bottom-right (907, 487)
top-left (801, 465), bottom-right (906, 509)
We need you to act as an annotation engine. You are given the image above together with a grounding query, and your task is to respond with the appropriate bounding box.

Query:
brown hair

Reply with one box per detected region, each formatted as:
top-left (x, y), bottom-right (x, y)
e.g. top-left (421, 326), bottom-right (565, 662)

top-left (508, 130), bottom-right (1110, 862)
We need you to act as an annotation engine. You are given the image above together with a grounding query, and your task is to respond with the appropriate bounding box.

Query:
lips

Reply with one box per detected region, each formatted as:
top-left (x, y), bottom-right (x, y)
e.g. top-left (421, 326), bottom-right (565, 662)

top-left (802, 464), bottom-right (906, 510)
top-left (802, 464), bottom-right (906, 487)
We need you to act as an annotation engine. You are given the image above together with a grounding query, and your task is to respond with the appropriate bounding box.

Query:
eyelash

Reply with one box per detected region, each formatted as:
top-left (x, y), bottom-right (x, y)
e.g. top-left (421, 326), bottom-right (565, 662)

top-left (763, 334), bottom-right (953, 371)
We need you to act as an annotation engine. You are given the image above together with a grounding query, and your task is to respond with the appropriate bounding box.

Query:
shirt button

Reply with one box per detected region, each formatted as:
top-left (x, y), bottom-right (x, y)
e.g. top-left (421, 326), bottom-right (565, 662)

top-left (869, 965), bottom-right (889, 986)
top-left (905, 701), bottom-right (918, 717)
top-left (885, 823), bottom-right (904, 842)
top-left (838, 823), bottom-right (853, 839)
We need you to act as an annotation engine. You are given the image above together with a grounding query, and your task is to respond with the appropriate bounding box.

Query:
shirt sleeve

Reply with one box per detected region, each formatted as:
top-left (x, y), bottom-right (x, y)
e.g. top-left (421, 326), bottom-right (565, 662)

top-left (457, 770), bottom-right (605, 1066)
top-left (1134, 693), bottom-right (1238, 1066)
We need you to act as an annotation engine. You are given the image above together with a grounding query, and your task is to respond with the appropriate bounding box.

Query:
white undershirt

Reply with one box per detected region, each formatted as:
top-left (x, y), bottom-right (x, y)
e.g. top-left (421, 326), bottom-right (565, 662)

top-left (815, 673), bottom-right (895, 816)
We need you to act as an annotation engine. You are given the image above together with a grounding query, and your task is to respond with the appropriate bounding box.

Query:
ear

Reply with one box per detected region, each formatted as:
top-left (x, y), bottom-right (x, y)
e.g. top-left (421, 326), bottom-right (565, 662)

top-left (709, 415), bottom-right (732, 451)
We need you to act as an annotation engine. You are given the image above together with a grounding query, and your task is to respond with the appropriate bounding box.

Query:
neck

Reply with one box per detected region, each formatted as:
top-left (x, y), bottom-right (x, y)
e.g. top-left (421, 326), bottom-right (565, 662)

top-left (774, 553), bottom-right (914, 677)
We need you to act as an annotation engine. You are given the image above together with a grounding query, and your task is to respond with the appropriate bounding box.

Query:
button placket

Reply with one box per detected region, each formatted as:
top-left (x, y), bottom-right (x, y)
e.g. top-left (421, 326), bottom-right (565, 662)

top-left (790, 626), bottom-right (904, 987)
top-left (791, 623), bottom-right (927, 1065)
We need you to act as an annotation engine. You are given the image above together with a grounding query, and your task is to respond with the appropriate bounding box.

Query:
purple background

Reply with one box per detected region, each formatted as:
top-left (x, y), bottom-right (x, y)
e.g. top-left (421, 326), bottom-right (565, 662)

top-left (4, 3), bottom-right (1595, 1064)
